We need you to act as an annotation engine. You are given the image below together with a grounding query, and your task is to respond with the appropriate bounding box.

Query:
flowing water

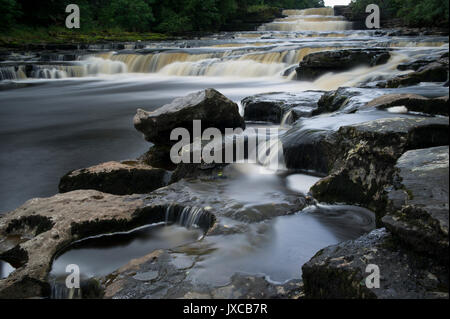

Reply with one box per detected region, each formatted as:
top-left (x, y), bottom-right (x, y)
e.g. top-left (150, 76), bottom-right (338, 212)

top-left (0, 8), bottom-right (448, 297)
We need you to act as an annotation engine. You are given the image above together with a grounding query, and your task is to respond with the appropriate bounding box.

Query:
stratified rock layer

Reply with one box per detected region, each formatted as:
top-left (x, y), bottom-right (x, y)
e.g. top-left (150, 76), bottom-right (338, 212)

top-left (382, 146), bottom-right (449, 262)
top-left (59, 161), bottom-right (170, 195)
top-left (296, 49), bottom-right (391, 81)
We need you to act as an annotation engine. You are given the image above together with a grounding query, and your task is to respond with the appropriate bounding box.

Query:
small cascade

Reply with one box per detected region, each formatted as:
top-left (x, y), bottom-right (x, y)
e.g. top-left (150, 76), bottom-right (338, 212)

top-left (259, 8), bottom-right (353, 32)
top-left (50, 280), bottom-right (82, 299)
top-left (281, 110), bottom-right (295, 127)
top-left (0, 66), bottom-right (26, 80)
top-left (164, 205), bottom-right (214, 231)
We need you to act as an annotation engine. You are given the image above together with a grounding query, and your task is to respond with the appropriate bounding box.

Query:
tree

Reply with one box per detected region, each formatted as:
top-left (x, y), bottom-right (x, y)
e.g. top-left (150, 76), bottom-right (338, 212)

top-left (0, 0), bottom-right (22, 30)
top-left (100, 0), bottom-right (155, 32)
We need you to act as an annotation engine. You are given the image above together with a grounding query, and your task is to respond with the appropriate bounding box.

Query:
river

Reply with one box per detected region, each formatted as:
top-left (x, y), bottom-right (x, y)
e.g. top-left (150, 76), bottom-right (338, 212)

top-left (0, 8), bottom-right (448, 297)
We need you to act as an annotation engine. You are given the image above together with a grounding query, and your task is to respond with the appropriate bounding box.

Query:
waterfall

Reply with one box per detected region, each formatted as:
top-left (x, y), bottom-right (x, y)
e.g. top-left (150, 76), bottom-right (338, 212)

top-left (281, 110), bottom-right (295, 127)
top-left (259, 8), bottom-right (353, 32)
top-left (164, 205), bottom-right (214, 231)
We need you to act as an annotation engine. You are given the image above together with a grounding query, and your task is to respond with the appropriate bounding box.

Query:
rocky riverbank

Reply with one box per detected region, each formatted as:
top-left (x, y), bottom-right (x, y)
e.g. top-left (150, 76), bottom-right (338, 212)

top-left (0, 10), bottom-right (448, 299)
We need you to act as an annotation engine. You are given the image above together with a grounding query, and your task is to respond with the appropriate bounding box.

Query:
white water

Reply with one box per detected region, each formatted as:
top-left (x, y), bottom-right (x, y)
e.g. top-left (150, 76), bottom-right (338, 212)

top-left (259, 8), bottom-right (353, 32)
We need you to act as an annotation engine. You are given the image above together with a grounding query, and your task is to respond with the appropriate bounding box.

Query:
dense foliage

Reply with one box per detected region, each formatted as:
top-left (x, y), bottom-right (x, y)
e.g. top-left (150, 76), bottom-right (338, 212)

top-left (1, 0), bottom-right (324, 33)
top-left (350, 0), bottom-right (449, 27)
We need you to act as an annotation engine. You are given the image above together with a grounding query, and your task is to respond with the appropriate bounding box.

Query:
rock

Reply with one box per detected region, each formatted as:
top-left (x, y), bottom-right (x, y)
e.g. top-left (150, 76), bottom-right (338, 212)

top-left (282, 128), bottom-right (337, 175)
top-left (242, 91), bottom-right (324, 124)
top-left (101, 249), bottom-right (303, 299)
top-left (59, 161), bottom-right (170, 195)
top-left (0, 191), bottom-right (148, 298)
top-left (134, 89), bottom-right (245, 145)
top-left (386, 56), bottom-right (449, 88)
top-left (310, 117), bottom-right (449, 224)
top-left (0, 189), bottom-right (216, 298)
top-left (138, 145), bottom-right (177, 171)
top-left (382, 146), bottom-right (449, 263)
top-left (365, 94), bottom-right (449, 116)
top-left (302, 228), bottom-right (448, 299)
top-left (313, 87), bottom-right (362, 115)
top-left (169, 136), bottom-right (243, 183)
top-left (296, 49), bottom-right (391, 81)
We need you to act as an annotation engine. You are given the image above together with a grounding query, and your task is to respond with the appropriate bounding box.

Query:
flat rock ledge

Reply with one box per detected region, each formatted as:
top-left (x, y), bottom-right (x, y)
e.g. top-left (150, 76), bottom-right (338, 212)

top-left (242, 91), bottom-right (324, 124)
top-left (382, 146), bottom-right (449, 263)
top-left (101, 250), bottom-right (303, 299)
top-left (365, 94), bottom-right (449, 116)
top-left (59, 161), bottom-right (170, 195)
top-left (310, 117), bottom-right (449, 224)
top-left (302, 228), bottom-right (448, 299)
top-left (296, 49), bottom-right (391, 81)
top-left (0, 190), bottom-right (215, 299)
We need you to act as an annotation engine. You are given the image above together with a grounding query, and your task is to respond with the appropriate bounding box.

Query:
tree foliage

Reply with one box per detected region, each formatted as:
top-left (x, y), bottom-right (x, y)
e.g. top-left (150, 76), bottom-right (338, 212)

top-left (3, 0), bottom-right (325, 33)
top-left (350, 0), bottom-right (448, 27)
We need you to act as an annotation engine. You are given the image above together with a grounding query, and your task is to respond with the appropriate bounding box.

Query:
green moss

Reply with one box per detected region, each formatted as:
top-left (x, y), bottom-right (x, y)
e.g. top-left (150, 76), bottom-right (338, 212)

top-left (0, 25), bottom-right (168, 47)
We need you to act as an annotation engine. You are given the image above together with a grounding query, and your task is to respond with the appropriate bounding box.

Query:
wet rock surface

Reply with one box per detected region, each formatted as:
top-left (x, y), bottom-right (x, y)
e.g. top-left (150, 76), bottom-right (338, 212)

top-left (282, 128), bottom-right (337, 175)
top-left (59, 161), bottom-right (170, 195)
top-left (310, 117), bottom-right (449, 223)
top-left (134, 89), bottom-right (245, 145)
top-left (0, 190), bottom-right (152, 298)
top-left (242, 91), bottom-right (324, 124)
top-left (365, 94), bottom-right (449, 116)
top-left (101, 250), bottom-right (303, 299)
top-left (384, 54), bottom-right (449, 88)
top-left (302, 228), bottom-right (448, 299)
top-left (296, 49), bottom-right (391, 81)
top-left (382, 146), bottom-right (449, 262)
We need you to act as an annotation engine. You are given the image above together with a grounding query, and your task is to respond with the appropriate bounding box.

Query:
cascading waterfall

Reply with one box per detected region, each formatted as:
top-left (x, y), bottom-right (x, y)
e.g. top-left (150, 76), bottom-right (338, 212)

top-left (164, 205), bottom-right (213, 231)
top-left (258, 8), bottom-right (353, 32)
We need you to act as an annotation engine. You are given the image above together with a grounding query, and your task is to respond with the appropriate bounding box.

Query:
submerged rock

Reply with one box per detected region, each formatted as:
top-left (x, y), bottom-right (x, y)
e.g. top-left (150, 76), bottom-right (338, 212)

top-left (296, 49), bottom-right (391, 81)
top-left (242, 91), bottom-right (324, 124)
top-left (365, 94), bottom-right (449, 116)
top-left (101, 250), bottom-right (303, 299)
top-left (382, 146), bottom-right (449, 263)
top-left (310, 117), bottom-right (449, 224)
top-left (302, 228), bottom-right (448, 299)
top-left (59, 161), bottom-right (170, 195)
top-left (134, 89), bottom-right (245, 145)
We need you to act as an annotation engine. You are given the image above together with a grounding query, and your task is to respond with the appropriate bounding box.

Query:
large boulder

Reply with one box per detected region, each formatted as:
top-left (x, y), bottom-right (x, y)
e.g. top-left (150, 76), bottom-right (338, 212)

top-left (302, 228), bottom-right (448, 299)
top-left (296, 49), bottom-right (391, 81)
top-left (134, 89), bottom-right (245, 145)
top-left (365, 94), bottom-right (449, 116)
top-left (382, 146), bottom-right (449, 263)
top-left (242, 91), bottom-right (324, 124)
top-left (59, 161), bottom-right (170, 195)
top-left (310, 117), bottom-right (449, 224)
